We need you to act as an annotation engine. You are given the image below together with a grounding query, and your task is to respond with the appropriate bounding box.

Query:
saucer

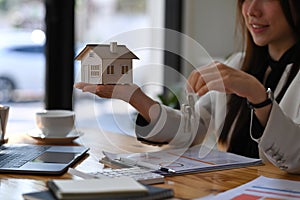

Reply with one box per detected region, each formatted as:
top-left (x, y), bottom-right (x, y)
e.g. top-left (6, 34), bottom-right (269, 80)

top-left (27, 129), bottom-right (83, 144)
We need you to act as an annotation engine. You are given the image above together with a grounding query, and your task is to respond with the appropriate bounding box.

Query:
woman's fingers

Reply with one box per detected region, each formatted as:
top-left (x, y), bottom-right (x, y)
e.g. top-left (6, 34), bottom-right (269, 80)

top-left (74, 82), bottom-right (141, 103)
top-left (187, 62), bottom-right (224, 95)
top-left (74, 82), bottom-right (112, 96)
top-left (73, 82), bottom-right (88, 89)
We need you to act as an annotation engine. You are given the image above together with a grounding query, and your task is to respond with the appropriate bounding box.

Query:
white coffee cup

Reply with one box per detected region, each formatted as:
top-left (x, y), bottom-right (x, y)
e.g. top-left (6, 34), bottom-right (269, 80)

top-left (35, 110), bottom-right (75, 138)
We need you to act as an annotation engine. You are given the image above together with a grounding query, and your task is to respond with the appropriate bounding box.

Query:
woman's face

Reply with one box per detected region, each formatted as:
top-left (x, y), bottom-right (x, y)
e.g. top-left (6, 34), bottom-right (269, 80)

top-left (242, 0), bottom-right (297, 50)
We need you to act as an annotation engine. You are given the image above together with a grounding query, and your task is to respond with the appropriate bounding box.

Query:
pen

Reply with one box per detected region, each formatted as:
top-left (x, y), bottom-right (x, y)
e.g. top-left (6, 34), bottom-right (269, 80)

top-left (159, 166), bottom-right (176, 173)
top-left (119, 157), bottom-right (175, 173)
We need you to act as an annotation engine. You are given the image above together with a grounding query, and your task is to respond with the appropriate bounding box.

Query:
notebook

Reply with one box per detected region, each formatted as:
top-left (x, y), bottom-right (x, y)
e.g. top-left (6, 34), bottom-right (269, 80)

top-left (23, 179), bottom-right (174, 200)
top-left (0, 143), bottom-right (89, 175)
top-left (47, 177), bottom-right (148, 199)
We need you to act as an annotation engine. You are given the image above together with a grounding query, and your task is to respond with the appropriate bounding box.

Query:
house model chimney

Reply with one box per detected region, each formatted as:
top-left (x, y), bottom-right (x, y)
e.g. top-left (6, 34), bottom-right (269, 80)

top-left (110, 42), bottom-right (117, 53)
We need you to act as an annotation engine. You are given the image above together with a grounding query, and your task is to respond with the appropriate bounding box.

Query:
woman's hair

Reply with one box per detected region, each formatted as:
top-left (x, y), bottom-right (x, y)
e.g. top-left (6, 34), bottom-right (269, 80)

top-left (219, 0), bottom-right (300, 158)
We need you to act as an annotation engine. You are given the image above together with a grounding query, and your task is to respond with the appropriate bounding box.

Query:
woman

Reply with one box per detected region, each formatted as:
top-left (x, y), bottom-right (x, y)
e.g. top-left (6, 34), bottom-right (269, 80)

top-left (75, 0), bottom-right (300, 173)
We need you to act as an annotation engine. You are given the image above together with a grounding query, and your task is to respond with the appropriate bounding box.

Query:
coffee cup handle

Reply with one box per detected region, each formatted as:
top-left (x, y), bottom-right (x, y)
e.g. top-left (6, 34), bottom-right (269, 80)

top-left (0, 118), bottom-right (2, 140)
top-left (0, 118), bottom-right (7, 144)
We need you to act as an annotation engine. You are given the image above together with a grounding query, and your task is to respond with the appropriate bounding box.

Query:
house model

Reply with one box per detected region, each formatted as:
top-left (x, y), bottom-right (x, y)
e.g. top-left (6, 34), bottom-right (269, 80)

top-left (75, 42), bottom-right (139, 84)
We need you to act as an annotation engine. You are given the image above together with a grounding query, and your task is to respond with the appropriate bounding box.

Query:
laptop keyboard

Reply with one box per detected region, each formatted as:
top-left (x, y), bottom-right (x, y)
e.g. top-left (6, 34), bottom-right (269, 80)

top-left (0, 145), bottom-right (50, 168)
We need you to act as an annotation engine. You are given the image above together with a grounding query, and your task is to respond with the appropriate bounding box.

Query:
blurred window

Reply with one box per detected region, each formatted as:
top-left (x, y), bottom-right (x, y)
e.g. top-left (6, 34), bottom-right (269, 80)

top-left (9, 45), bottom-right (44, 53)
top-left (0, 0), bottom-right (45, 133)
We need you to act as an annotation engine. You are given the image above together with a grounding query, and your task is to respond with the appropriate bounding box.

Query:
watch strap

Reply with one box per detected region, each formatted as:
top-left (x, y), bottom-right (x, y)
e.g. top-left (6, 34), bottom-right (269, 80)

top-left (247, 88), bottom-right (274, 109)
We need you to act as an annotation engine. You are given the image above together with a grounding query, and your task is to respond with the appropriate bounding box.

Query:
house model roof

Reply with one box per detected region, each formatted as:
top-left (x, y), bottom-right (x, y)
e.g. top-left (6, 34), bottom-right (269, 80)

top-left (75, 43), bottom-right (139, 60)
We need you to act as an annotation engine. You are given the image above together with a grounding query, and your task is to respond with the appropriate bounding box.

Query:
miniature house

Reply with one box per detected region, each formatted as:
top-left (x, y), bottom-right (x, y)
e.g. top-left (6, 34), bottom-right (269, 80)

top-left (75, 42), bottom-right (139, 84)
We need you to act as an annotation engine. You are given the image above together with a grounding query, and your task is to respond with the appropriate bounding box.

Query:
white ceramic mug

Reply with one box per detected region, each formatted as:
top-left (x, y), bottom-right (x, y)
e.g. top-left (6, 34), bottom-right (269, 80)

top-left (35, 110), bottom-right (75, 138)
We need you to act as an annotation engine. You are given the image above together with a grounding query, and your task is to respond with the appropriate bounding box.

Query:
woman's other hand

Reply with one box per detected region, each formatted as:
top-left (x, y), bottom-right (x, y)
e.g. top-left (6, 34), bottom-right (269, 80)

top-left (186, 61), bottom-right (266, 104)
top-left (186, 61), bottom-right (272, 126)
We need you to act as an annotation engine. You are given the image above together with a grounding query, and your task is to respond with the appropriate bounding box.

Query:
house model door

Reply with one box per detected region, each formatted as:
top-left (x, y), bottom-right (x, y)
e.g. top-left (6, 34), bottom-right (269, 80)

top-left (81, 52), bottom-right (102, 84)
top-left (82, 65), bottom-right (89, 83)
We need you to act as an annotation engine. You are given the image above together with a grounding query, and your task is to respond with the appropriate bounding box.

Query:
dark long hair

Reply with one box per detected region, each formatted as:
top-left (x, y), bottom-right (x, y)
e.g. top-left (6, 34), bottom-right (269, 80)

top-left (218, 0), bottom-right (300, 158)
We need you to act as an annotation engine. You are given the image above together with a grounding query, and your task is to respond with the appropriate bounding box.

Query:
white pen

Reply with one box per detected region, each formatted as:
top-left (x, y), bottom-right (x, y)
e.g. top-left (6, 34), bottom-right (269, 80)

top-left (119, 157), bottom-right (175, 173)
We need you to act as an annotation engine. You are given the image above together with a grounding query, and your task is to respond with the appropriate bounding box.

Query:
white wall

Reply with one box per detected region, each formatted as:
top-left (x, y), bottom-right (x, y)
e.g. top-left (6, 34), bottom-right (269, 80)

top-left (183, 0), bottom-right (237, 73)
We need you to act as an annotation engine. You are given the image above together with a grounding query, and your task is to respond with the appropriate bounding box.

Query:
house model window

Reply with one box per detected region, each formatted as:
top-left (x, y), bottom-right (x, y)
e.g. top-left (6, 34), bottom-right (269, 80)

top-left (107, 65), bottom-right (114, 74)
top-left (75, 42), bottom-right (139, 84)
top-left (122, 65), bottom-right (129, 74)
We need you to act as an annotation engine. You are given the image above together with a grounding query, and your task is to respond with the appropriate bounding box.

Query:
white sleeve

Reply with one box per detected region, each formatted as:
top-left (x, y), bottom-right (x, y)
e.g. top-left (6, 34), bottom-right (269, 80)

top-left (135, 91), bottom-right (226, 147)
top-left (259, 103), bottom-right (300, 174)
top-left (259, 73), bottom-right (300, 174)
top-left (135, 52), bottom-right (243, 146)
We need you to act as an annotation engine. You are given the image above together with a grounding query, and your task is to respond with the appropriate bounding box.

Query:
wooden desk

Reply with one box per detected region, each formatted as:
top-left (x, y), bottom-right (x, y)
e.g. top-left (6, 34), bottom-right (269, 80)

top-left (2, 128), bottom-right (300, 200)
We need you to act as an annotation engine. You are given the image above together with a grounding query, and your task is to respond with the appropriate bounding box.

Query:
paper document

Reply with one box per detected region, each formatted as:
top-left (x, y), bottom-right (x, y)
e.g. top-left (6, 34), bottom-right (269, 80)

top-left (101, 144), bottom-right (262, 175)
top-left (202, 176), bottom-right (300, 200)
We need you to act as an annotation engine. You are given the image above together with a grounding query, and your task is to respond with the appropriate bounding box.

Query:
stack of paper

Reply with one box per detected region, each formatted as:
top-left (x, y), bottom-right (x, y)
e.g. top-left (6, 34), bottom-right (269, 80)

top-left (197, 176), bottom-right (300, 200)
top-left (101, 144), bottom-right (262, 175)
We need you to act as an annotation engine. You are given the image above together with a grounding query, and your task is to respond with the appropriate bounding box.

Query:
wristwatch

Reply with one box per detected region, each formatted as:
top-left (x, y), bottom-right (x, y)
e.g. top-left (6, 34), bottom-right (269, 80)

top-left (247, 88), bottom-right (274, 109)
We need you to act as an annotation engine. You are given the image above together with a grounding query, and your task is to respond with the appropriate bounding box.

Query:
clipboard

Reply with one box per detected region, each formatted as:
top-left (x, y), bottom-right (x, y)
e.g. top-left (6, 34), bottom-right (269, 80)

top-left (100, 144), bottom-right (263, 175)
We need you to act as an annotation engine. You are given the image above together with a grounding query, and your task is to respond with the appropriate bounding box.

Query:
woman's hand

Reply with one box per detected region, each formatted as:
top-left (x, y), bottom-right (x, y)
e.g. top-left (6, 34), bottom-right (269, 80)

top-left (74, 82), bottom-right (159, 122)
top-left (74, 82), bottom-right (140, 103)
top-left (187, 61), bottom-right (272, 126)
top-left (186, 61), bottom-right (267, 104)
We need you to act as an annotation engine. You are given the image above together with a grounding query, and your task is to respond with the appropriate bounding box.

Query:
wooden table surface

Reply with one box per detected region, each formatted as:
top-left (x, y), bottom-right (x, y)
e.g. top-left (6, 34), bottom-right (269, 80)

top-left (1, 128), bottom-right (300, 200)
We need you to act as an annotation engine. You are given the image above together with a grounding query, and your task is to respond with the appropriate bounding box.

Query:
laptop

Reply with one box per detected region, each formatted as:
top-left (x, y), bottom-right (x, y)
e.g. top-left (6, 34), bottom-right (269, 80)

top-left (0, 143), bottom-right (89, 175)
